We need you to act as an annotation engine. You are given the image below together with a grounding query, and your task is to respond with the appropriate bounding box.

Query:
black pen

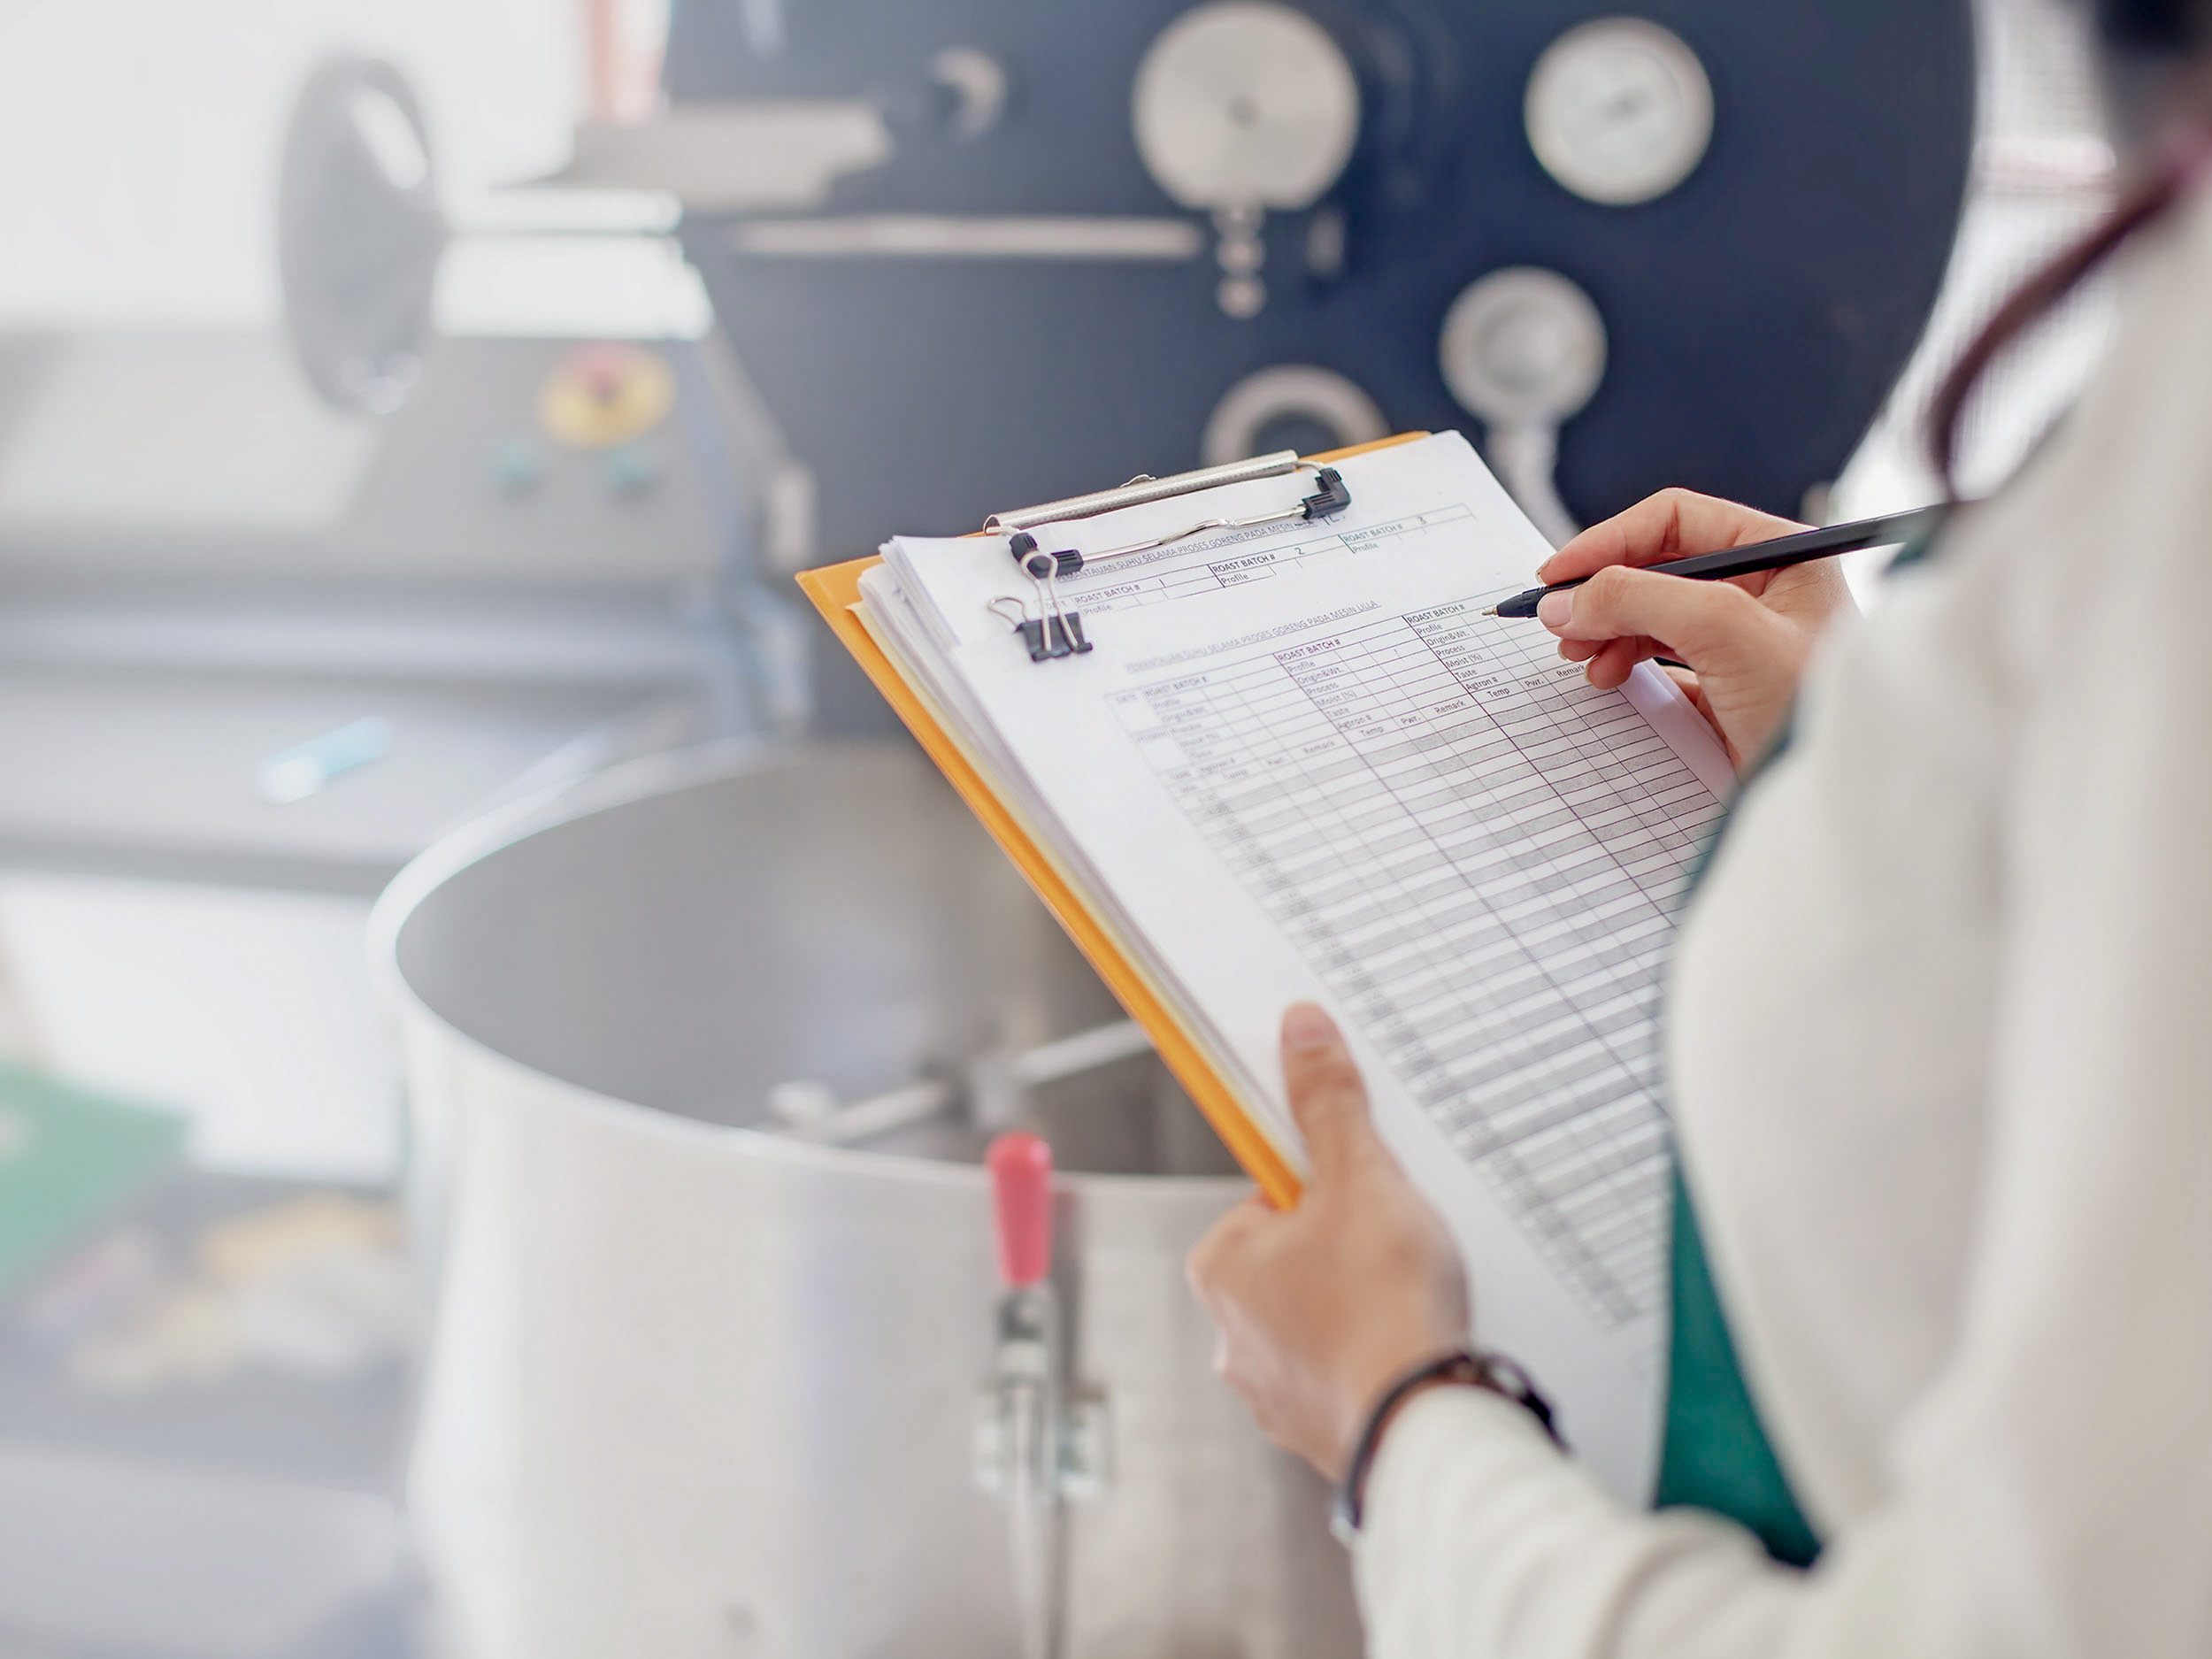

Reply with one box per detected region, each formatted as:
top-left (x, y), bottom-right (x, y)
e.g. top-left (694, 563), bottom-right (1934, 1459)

top-left (1481, 504), bottom-right (1947, 619)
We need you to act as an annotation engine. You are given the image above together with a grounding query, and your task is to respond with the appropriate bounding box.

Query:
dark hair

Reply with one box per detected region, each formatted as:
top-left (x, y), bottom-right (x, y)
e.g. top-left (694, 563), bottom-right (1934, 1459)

top-left (1928, 42), bottom-right (2212, 494)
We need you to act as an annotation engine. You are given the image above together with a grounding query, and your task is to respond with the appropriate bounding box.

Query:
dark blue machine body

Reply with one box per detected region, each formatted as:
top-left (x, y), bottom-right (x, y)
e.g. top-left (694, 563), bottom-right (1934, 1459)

top-left (669, 2), bottom-right (1975, 552)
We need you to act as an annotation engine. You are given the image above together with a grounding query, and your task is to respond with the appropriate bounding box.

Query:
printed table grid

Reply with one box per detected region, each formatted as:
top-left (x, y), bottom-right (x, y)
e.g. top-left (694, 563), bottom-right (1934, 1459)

top-left (1109, 601), bottom-right (1720, 1326)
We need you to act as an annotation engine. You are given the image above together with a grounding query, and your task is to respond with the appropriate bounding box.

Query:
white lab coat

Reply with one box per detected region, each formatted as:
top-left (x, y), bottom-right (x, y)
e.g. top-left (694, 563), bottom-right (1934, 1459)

top-left (1354, 177), bottom-right (2212, 1657)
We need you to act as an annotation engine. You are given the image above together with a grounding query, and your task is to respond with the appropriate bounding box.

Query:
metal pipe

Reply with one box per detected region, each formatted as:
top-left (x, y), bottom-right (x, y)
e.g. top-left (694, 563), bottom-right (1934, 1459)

top-left (1009, 1020), bottom-right (1151, 1087)
top-left (730, 216), bottom-right (1203, 262)
top-left (769, 1019), bottom-right (1153, 1146)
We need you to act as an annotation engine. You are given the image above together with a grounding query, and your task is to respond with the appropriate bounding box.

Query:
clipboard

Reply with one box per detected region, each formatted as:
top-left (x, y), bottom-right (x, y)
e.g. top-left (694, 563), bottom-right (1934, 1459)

top-left (796, 434), bottom-right (1425, 1207)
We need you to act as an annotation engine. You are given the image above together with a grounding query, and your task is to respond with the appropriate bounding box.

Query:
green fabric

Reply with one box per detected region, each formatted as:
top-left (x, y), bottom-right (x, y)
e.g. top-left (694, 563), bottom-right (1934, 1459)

top-left (1657, 718), bottom-right (1823, 1566)
top-left (1649, 525), bottom-right (1955, 1565)
top-left (0, 1062), bottom-right (185, 1296)
top-left (1655, 1166), bottom-right (1822, 1566)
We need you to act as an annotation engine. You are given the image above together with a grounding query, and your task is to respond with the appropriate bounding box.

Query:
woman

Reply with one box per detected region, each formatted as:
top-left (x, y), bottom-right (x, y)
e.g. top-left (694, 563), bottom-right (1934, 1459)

top-left (1187, 4), bottom-right (2212, 1653)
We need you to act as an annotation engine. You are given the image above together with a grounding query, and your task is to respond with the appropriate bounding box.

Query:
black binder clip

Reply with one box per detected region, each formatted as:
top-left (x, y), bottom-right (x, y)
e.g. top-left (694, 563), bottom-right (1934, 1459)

top-left (1009, 532), bottom-right (1084, 582)
top-left (990, 596), bottom-right (1089, 662)
top-left (982, 449), bottom-right (1357, 662)
top-left (1001, 532), bottom-right (1094, 660)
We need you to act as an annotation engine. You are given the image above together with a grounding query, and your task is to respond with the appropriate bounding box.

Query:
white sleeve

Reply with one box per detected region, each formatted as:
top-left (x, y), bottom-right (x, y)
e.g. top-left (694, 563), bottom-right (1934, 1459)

top-left (1359, 691), bottom-right (2212, 1655)
top-left (1356, 1389), bottom-right (1801, 1659)
top-left (1352, 365), bottom-right (2212, 1659)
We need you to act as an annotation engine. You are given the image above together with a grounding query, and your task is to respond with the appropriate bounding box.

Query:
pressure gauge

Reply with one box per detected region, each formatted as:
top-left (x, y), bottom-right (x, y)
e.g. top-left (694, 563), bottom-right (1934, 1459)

top-left (1525, 19), bottom-right (1713, 207)
top-left (1440, 269), bottom-right (1607, 547)
top-left (1132, 2), bottom-right (1361, 211)
top-left (1440, 265), bottom-right (1606, 426)
top-left (1202, 365), bottom-right (1387, 465)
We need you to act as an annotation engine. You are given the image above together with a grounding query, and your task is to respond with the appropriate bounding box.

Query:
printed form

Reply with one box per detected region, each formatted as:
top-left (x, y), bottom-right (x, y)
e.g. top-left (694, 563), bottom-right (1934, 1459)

top-left (864, 433), bottom-right (1733, 1498)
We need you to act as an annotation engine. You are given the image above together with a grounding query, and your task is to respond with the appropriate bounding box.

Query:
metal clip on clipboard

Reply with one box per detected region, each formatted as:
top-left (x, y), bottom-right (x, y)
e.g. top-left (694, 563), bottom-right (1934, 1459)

top-left (983, 449), bottom-right (1354, 663)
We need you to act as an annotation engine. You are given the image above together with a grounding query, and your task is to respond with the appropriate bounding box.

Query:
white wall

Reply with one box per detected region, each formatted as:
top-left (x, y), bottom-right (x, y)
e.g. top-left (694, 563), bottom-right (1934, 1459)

top-left (0, 875), bottom-right (400, 1183)
top-left (1832, 0), bottom-right (2117, 540)
top-left (0, 0), bottom-right (586, 330)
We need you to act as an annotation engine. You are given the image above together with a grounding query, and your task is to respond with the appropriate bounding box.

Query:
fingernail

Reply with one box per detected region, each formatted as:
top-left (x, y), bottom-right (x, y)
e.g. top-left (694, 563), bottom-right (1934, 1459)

top-left (1537, 589), bottom-right (1573, 630)
top-left (1282, 1002), bottom-right (1340, 1052)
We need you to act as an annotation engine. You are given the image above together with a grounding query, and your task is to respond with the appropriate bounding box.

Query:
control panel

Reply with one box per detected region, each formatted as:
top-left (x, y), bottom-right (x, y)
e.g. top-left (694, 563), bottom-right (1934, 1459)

top-left (664, 1), bottom-right (1974, 550)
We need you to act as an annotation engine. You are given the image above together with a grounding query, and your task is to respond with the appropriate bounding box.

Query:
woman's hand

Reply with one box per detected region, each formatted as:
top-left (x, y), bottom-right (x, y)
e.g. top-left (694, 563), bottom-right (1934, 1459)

top-left (1187, 1003), bottom-right (1469, 1481)
top-left (1538, 488), bottom-right (1857, 770)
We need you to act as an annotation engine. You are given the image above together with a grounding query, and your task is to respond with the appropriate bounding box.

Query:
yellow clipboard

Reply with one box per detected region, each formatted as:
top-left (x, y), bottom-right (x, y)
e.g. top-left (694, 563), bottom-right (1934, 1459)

top-left (796, 434), bottom-right (1425, 1208)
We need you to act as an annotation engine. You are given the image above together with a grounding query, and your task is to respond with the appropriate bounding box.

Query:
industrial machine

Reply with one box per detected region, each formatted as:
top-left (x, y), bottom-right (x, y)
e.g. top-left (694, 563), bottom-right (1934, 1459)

top-left (654, 0), bottom-right (1975, 550)
top-left (0, 54), bottom-right (802, 1187)
top-left (381, 5), bottom-right (1981, 1655)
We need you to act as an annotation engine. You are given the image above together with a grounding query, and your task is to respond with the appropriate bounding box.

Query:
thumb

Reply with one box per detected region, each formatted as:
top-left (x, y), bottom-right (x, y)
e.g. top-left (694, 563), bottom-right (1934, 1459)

top-left (1540, 565), bottom-right (1782, 672)
top-left (1279, 1002), bottom-right (1380, 1185)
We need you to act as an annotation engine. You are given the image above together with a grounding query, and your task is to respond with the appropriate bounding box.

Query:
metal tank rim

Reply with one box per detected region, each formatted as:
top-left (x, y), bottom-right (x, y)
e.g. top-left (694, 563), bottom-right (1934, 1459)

top-left (368, 735), bottom-right (1258, 1198)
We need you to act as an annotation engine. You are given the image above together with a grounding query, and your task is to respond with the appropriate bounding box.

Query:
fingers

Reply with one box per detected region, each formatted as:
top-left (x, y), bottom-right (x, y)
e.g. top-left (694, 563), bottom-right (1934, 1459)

top-left (1279, 1003), bottom-right (1380, 1183)
top-left (1586, 636), bottom-right (1648, 690)
top-left (1539, 564), bottom-right (1780, 674)
top-left (1538, 488), bottom-right (1805, 585)
top-left (1557, 629), bottom-right (1664, 685)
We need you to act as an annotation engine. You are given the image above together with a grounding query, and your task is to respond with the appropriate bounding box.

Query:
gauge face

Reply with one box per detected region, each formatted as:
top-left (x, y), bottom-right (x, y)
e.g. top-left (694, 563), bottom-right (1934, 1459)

top-left (1202, 365), bottom-right (1387, 465)
top-left (1133, 2), bottom-right (1361, 211)
top-left (1439, 268), bottom-right (1607, 426)
top-left (1525, 19), bottom-right (1713, 206)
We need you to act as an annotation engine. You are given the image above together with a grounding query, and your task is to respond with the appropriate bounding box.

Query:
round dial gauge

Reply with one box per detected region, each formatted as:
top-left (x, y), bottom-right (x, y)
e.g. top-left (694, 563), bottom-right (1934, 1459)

top-left (1525, 19), bottom-right (1713, 207)
top-left (1438, 268), bottom-right (1607, 427)
top-left (1202, 365), bottom-right (1387, 465)
top-left (1133, 2), bottom-right (1361, 211)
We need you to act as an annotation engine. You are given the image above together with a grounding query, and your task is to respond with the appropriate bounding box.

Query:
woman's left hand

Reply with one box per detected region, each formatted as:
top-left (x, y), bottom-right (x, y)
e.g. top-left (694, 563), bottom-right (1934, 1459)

top-left (1187, 1002), bottom-right (1471, 1481)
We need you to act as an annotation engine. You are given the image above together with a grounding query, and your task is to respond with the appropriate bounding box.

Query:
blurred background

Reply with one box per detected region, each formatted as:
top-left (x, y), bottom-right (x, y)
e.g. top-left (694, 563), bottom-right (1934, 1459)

top-left (0, 2), bottom-right (2119, 1655)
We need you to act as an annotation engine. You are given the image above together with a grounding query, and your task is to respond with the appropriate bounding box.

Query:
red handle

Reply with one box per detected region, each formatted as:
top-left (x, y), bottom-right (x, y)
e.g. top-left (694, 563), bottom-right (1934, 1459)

top-left (986, 1133), bottom-right (1054, 1288)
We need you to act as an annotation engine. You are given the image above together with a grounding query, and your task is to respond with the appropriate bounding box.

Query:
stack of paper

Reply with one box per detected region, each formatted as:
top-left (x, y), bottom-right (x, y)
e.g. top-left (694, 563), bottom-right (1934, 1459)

top-left (809, 432), bottom-right (1734, 1498)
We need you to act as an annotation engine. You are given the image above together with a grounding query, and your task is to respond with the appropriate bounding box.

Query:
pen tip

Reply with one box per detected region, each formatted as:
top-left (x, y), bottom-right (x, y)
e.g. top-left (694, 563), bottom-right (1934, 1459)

top-left (1480, 605), bottom-right (1498, 618)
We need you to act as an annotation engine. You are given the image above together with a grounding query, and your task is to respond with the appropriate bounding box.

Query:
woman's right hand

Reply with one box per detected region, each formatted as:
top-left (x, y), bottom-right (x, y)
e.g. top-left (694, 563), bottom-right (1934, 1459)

top-left (1535, 488), bottom-right (1856, 771)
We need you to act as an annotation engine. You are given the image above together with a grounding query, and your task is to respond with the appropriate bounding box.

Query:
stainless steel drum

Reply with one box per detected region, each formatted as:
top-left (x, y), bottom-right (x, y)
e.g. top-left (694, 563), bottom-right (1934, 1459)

top-left (376, 741), bottom-right (1359, 1659)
